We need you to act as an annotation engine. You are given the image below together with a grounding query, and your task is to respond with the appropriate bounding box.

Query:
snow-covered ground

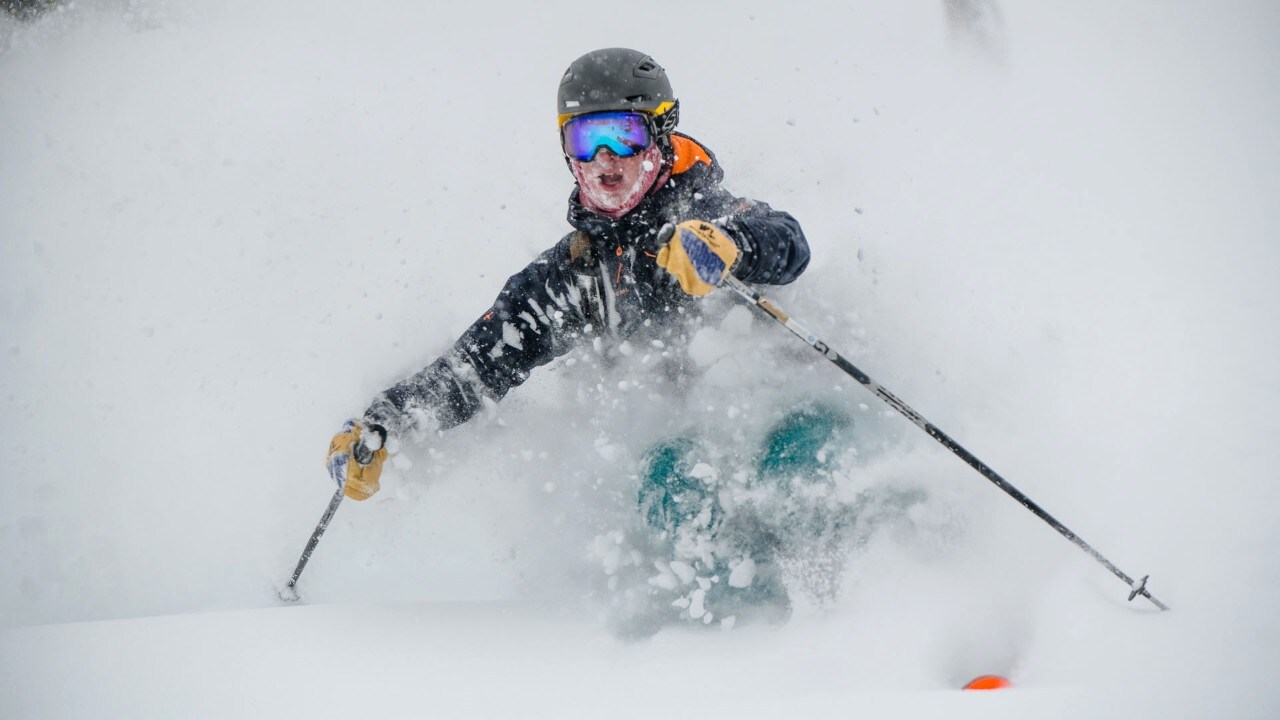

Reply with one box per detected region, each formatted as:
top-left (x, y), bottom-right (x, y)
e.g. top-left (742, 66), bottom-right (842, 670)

top-left (2, 1), bottom-right (1278, 717)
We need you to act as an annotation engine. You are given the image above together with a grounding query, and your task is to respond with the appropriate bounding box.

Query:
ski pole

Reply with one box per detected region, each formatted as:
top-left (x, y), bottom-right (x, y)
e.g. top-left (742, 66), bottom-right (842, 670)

top-left (278, 486), bottom-right (345, 602)
top-left (722, 274), bottom-right (1169, 611)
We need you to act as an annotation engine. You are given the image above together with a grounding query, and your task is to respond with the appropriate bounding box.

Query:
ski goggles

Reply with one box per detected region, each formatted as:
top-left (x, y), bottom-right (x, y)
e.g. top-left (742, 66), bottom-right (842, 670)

top-left (560, 111), bottom-right (654, 162)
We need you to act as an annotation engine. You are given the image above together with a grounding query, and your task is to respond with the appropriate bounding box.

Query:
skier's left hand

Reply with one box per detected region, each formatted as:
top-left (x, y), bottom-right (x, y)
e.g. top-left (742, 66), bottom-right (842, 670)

top-left (325, 420), bottom-right (388, 501)
top-left (656, 220), bottom-right (740, 296)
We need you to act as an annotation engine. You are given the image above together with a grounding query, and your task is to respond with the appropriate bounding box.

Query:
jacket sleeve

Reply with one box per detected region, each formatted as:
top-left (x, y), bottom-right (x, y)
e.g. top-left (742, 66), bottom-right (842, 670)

top-left (364, 240), bottom-right (590, 436)
top-left (696, 188), bottom-right (810, 285)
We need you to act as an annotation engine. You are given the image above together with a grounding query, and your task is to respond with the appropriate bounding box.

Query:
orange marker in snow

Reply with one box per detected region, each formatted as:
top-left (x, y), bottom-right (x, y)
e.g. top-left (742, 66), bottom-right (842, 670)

top-left (963, 675), bottom-right (1012, 691)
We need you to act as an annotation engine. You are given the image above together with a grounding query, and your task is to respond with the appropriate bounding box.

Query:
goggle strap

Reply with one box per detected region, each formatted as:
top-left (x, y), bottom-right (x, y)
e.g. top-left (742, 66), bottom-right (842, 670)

top-left (652, 100), bottom-right (679, 136)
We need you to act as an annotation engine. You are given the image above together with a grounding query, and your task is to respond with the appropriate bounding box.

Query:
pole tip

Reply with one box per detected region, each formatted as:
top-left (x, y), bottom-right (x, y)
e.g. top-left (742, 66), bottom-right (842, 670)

top-left (275, 583), bottom-right (301, 603)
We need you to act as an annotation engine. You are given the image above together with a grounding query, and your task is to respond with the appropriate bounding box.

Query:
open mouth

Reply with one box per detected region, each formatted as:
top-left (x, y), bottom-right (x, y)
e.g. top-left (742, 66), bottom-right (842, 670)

top-left (597, 173), bottom-right (624, 188)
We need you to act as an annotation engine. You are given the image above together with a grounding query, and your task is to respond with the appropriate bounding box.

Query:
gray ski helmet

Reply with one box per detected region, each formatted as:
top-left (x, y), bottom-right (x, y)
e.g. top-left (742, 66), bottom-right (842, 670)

top-left (557, 48), bottom-right (679, 134)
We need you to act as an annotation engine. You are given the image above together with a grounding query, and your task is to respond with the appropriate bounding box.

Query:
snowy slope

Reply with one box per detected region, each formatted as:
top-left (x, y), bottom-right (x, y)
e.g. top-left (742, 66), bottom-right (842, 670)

top-left (0, 600), bottom-right (1244, 720)
top-left (2, 0), bottom-right (1279, 717)
top-left (0, 602), bottom-right (1137, 719)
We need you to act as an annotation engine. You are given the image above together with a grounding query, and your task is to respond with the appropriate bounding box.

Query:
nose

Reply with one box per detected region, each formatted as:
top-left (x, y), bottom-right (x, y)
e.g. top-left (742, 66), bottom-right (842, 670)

top-left (592, 146), bottom-right (619, 163)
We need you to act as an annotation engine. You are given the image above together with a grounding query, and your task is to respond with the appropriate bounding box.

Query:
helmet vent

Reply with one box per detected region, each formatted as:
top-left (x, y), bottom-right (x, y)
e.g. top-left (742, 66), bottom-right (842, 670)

top-left (633, 58), bottom-right (661, 79)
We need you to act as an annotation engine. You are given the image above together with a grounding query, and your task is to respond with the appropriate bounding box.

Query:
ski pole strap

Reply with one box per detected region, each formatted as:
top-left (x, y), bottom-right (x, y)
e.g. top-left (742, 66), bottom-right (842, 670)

top-left (722, 274), bottom-right (1169, 611)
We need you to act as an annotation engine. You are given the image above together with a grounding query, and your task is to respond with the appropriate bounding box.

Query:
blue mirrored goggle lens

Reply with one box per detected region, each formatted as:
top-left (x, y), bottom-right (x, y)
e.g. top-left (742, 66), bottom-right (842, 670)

top-left (561, 112), bottom-right (652, 161)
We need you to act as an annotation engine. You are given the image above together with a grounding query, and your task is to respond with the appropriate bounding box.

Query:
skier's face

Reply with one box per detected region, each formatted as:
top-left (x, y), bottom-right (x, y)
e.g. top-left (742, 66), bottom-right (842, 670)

top-left (571, 143), bottom-right (663, 219)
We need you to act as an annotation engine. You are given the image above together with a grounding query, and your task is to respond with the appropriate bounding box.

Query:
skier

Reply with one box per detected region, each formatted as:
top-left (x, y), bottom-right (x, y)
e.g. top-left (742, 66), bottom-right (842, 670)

top-left (325, 48), bottom-right (811, 501)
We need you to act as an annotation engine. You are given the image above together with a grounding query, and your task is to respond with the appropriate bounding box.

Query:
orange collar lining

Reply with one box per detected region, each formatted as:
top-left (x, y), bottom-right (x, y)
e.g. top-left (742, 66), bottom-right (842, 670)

top-left (670, 135), bottom-right (711, 175)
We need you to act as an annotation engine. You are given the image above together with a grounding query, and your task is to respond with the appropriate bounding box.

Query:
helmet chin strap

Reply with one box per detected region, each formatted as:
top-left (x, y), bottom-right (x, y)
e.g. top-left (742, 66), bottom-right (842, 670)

top-left (655, 132), bottom-right (675, 175)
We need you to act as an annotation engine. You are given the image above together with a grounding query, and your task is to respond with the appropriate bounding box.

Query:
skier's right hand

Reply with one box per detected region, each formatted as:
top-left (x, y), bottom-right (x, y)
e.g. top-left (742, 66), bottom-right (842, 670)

top-left (655, 220), bottom-right (740, 296)
top-left (325, 420), bottom-right (388, 501)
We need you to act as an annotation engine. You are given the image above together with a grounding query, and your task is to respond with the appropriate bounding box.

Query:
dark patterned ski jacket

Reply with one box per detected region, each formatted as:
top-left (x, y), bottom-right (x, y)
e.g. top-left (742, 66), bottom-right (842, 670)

top-left (364, 134), bottom-right (810, 437)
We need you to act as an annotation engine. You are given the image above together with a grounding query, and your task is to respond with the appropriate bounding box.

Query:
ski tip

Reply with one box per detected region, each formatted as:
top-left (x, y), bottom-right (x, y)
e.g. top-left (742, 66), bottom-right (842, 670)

top-left (962, 675), bottom-right (1011, 691)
